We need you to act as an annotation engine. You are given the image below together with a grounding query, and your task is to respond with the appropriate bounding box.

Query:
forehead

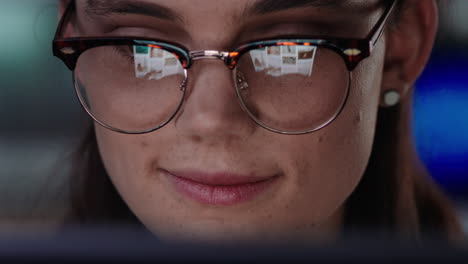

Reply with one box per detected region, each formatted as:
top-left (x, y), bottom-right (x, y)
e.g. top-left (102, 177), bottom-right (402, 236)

top-left (82, 0), bottom-right (377, 21)
top-left (77, 0), bottom-right (382, 48)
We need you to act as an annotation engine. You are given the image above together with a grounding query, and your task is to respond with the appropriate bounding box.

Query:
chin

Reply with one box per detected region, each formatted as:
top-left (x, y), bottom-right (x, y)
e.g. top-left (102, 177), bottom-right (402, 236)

top-left (148, 225), bottom-right (259, 244)
top-left (144, 216), bottom-right (330, 245)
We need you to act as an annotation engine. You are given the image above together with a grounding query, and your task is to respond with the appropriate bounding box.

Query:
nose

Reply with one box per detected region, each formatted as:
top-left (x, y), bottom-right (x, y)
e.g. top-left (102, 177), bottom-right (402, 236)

top-left (173, 58), bottom-right (256, 140)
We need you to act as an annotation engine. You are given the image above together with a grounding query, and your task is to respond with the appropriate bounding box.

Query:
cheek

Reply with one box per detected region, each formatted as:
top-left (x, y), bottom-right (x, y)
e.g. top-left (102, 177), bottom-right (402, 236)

top-left (93, 126), bottom-right (159, 208)
top-left (277, 49), bottom-right (384, 220)
top-left (94, 125), bottom-right (190, 231)
top-left (276, 111), bottom-right (375, 225)
top-left (95, 128), bottom-right (140, 178)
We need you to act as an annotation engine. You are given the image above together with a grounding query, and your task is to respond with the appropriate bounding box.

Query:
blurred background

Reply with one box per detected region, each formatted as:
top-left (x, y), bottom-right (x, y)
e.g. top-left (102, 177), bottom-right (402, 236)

top-left (0, 1), bottom-right (466, 236)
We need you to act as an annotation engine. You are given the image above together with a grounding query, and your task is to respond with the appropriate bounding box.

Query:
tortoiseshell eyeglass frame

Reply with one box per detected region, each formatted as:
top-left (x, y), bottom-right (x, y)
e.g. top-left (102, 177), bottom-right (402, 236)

top-left (53, 0), bottom-right (398, 135)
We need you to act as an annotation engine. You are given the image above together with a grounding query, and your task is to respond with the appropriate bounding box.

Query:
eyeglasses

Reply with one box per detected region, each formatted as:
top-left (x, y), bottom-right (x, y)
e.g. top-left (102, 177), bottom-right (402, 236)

top-left (53, 0), bottom-right (398, 135)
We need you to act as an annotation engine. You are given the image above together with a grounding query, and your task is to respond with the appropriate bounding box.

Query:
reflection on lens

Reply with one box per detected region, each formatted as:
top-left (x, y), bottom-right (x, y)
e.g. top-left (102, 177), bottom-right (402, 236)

top-left (74, 45), bottom-right (186, 133)
top-left (235, 44), bottom-right (349, 133)
top-left (249, 45), bottom-right (316, 77)
top-left (134, 45), bottom-right (185, 80)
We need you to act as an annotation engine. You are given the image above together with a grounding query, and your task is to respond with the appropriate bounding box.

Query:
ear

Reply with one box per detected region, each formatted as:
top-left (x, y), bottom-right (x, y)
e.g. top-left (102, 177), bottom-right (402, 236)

top-left (380, 0), bottom-right (438, 106)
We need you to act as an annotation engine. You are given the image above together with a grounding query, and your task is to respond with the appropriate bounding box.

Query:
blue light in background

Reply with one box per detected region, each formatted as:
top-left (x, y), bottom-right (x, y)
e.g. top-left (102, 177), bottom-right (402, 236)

top-left (414, 49), bottom-right (468, 197)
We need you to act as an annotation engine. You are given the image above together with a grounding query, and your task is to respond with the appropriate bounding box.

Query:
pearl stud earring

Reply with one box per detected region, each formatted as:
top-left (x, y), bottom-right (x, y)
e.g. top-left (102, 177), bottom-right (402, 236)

top-left (382, 90), bottom-right (400, 107)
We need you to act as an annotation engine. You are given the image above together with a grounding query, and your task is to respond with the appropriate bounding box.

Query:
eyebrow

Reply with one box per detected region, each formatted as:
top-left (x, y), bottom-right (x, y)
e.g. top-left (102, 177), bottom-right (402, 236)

top-left (84, 0), bottom-right (355, 24)
top-left (85, 0), bottom-right (184, 22)
top-left (248, 0), bottom-right (346, 15)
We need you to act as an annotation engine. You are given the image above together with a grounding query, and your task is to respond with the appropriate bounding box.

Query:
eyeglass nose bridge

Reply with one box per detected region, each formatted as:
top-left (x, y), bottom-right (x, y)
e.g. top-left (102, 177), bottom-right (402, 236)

top-left (189, 50), bottom-right (230, 62)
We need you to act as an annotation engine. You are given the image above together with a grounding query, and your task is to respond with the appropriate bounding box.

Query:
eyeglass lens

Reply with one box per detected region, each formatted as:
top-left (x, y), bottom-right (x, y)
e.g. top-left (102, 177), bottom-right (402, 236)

top-left (74, 44), bottom-right (186, 132)
top-left (235, 44), bottom-right (349, 133)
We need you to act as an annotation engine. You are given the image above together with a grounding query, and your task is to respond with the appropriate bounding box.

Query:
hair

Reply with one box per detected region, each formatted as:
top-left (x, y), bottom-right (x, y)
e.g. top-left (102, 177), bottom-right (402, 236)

top-left (62, 0), bottom-right (463, 242)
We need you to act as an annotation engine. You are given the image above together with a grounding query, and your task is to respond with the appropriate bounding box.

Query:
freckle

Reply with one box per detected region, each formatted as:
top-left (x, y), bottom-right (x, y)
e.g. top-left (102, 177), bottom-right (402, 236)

top-left (353, 113), bottom-right (362, 125)
top-left (191, 135), bottom-right (201, 143)
top-left (318, 136), bottom-right (324, 143)
top-left (140, 141), bottom-right (149, 148)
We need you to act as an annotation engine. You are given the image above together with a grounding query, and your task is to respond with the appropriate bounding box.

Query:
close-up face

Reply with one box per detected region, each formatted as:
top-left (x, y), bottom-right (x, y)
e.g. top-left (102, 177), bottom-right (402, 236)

top-left (56, 0), bottom-right (420, 242)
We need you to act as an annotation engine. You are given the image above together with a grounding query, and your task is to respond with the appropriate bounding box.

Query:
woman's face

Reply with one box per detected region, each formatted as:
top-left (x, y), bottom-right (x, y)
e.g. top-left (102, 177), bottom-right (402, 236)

top-left (74, 0), bottom-right (388, 242)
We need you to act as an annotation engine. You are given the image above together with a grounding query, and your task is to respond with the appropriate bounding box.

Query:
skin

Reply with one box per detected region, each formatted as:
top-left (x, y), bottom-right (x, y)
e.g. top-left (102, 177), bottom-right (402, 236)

top-left (61, 0), bottom-right (437, 242)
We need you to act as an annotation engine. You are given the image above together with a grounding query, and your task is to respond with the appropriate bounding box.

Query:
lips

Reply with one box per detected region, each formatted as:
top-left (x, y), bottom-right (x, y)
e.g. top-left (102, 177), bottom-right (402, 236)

top-left (161, 169), bottom-right (279, 206)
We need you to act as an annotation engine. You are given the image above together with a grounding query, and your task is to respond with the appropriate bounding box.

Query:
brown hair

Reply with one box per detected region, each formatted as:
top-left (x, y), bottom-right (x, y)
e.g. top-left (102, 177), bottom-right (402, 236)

top-left (343, 90), bottom-right (462, 241)
top-left (63, 0), bottom-right (463, 241)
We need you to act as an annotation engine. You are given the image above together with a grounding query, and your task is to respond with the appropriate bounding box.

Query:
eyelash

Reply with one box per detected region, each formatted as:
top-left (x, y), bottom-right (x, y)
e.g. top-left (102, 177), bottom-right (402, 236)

top-left (111, 45), bottom-right (135, 62)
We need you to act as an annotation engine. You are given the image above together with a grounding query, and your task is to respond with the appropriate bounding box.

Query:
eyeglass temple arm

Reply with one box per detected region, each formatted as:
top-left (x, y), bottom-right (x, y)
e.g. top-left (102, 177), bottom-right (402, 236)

top-left (366, 0), bottom-right (399, 51)
top-left (54, 0), bottom-right (76, 40)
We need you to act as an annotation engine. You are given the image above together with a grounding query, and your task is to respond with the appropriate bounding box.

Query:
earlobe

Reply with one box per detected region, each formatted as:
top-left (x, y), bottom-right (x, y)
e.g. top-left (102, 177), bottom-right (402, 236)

top-left (380, 0), bottom-right (438, 106)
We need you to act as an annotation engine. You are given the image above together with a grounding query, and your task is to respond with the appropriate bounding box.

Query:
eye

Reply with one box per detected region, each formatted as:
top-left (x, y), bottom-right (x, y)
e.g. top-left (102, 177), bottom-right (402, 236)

top-left (112, 45), bottom-right (136, 62)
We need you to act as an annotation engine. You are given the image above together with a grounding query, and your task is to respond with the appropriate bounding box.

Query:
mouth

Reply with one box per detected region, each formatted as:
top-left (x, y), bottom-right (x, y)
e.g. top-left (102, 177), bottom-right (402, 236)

top-left (160, 169), bottom-right (280, 206)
